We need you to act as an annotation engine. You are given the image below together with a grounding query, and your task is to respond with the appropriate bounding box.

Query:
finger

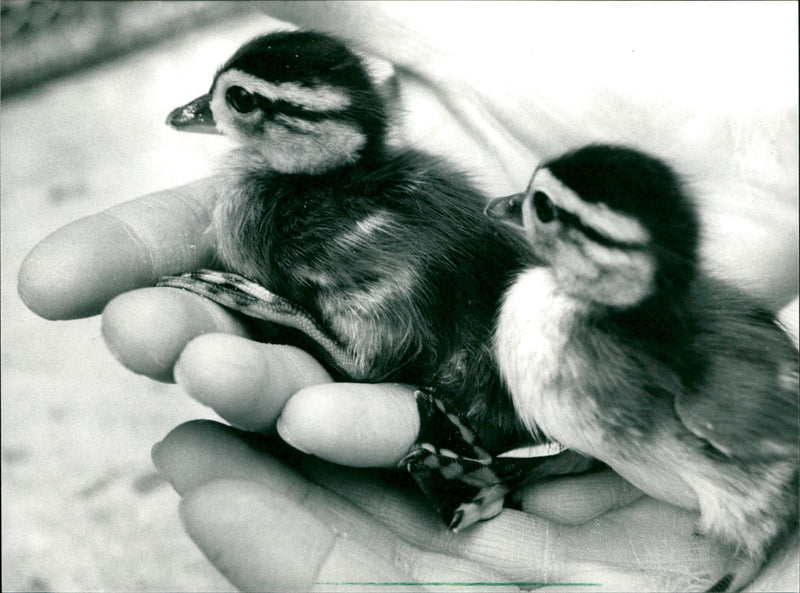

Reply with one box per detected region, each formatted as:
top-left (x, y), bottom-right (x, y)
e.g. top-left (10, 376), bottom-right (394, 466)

top-left (153, 420), bottom-right (426, 524)
top-left (297, 456), bottom-right (731, 590)
top-left (153, 420), bottom-right (412, 501)
top-left (181, 479), bottom-right (520, 592)
top-left (156, 422), bottom-right (517, 590)
top-left (557, 497), bottom-right (730, 591)
top-left (152, 420), bottom-right (307, 497)
top-left (101, 287), bottom-right (247, 382)
top-left (180, 480), bottom-right (414, 592)
top-left (155, 422), bottom-right (726, 590)
top-left (174, 334), bottom-right (332, 432)
top-left (276, 382), bottom-right (419, 467)
top-left (518, 470), bottom-right (645, 525)
top-left (18, 180), bottom-right (216, 320)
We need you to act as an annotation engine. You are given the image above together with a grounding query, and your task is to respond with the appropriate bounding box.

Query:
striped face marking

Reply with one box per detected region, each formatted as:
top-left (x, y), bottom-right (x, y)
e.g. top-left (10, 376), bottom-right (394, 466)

top-left (522, 167), bottom-right (656, 306)
top-left (214, 70), bottom-right (352, 113)
top-left (526, 168), bottom-right (650, 246)
top-left (210, 69), bottom-right (366, 173)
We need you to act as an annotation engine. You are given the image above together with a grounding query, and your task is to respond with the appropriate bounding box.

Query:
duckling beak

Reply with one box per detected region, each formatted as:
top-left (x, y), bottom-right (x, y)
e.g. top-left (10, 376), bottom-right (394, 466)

top-left (485, 193), bottom-right (525, 229)
top-left (166, 94), bottom-right (220, 134)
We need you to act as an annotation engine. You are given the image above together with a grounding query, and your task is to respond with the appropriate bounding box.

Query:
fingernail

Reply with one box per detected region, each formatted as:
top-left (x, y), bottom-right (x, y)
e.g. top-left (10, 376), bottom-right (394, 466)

top-left (448, 509), bottom-right (464, 531)
top-left (275, 415), bottom-right (311, 455)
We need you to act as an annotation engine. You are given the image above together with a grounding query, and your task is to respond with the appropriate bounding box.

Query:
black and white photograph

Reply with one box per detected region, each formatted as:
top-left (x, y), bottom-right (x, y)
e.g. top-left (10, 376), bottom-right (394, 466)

top-left (2, 2), bottom-right (798, 591)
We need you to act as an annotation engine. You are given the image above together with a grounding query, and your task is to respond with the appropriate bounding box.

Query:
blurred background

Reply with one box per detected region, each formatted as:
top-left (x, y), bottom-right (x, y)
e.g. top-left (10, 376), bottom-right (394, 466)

top-left (1, 2), bottom-right (288, 590)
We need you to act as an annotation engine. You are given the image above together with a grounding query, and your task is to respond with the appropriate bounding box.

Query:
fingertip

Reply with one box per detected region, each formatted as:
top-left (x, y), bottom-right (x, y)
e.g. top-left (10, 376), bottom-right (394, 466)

top-left (153, 420), bottom-right (308, 499)
top-left (101, 287), bottom-right (247, 382)
top-left (152, 420), bottom-right (234, 494)
top-left (18, 181), bottom-right (216, 321)
top-left (277, 382), bottom-right (419, 467)
top-left (175, 335), bottom-right (332, 431)
top-left (174, 334), bottom-right (271, 427)
top-left (18, 217), bottom-right (153, 320)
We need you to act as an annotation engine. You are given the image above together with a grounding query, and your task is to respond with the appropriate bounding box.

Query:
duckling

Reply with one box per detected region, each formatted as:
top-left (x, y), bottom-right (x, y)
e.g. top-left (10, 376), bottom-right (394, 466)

top-left (157, 30), bottom-right (594, 520)
top-left (488, 144), bottom-right (799, 591)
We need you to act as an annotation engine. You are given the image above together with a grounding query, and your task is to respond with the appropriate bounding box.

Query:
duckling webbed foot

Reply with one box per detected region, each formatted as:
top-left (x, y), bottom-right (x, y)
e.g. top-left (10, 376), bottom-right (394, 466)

top-left (402, 388), bottom-right (575, 530)
top-left (155, 271), bottom-right (578, 530)
top-left (155, 269), bottom-right (357, 377)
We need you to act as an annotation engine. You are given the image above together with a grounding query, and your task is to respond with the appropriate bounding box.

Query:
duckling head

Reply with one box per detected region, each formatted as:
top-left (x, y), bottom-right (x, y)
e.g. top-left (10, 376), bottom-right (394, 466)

top-left (167, 30), bottom-right (388, 174)
top-left (487, 145), bottom-right (699, 307)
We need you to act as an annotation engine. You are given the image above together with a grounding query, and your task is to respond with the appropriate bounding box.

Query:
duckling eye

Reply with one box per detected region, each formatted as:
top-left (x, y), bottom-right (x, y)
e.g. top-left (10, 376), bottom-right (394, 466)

top-left (533, 191), bottom-right (556, 223)
top-left (226, 86), bottom-right (257, 113)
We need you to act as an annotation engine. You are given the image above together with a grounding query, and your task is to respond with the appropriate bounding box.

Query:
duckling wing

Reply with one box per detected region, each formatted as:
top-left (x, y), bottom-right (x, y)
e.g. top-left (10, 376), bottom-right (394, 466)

top-left (674, 307), bottom-right (798, 460)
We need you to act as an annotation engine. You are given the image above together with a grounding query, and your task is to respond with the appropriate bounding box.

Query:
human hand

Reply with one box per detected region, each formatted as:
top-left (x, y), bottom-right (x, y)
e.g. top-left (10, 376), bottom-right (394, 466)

top-left (17, 2), bottom-right (797, 590)
top-left (151, 308), bottom-right (798, 593)
top-left (18, 176), bottom-right (795, 591)
top-left (260, 1), bottom-right (799, 311)
top-left (17, 178), bottom-right (798, 591)
top-left (153, 418), bottom-right (735, 593)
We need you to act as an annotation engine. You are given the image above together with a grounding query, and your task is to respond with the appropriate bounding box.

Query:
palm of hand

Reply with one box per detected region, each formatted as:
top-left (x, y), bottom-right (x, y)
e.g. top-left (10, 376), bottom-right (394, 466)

top-left (154, 420), bottom-right (735, 592)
